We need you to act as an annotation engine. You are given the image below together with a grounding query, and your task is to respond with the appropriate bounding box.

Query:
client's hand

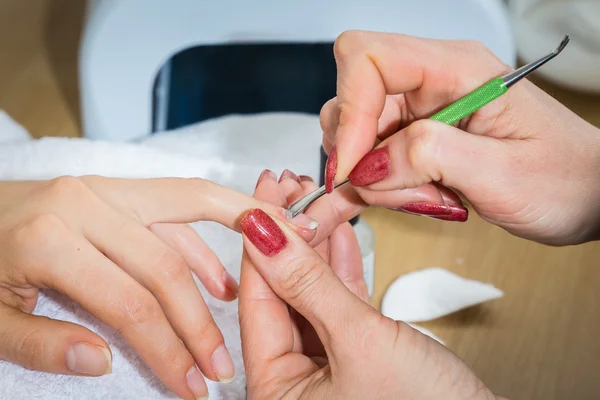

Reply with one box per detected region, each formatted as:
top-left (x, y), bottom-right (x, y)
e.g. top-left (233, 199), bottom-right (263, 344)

top-left (0, 176), bottom-right (324, 400)
top-left (239, 170), bottom-right (504, 400)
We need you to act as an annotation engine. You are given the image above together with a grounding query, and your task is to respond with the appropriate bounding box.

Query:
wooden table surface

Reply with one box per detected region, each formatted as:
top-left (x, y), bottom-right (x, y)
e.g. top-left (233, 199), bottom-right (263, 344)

top-left (1, 2), bottom-right (600, 399)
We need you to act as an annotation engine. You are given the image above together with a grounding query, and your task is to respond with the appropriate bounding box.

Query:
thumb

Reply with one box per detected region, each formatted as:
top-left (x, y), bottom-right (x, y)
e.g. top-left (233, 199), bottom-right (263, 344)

top-left (0, 304), bottom-right (112, 376)
top-left (239, 208), bottom-right (376, 348)
top-left (347, 119), bottom-right (511, 203)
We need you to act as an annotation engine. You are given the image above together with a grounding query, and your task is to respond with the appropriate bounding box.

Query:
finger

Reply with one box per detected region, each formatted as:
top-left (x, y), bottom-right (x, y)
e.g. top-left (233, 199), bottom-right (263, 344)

top-left (239, 170), bottom-right (300, 373)
top-left (151, 223), bottom-right (238, 301)
top-left (12, 214), bottom-right (205, 399)
top-left (345, 119), bottom-right (507, 219)
top-left (329, 222), bottom-right (369, 303)
top-left (240, 208), bottom-right (377, 351)
top-left (82, 176), bottom-right (319, 244)
top-left (279, 174), bottom-right (330, 260)
top-left (0, 303), bottom-right (112, 376)
top-left (331, 30), bottom-right (510, 182)
top-left (81, 205), bottom-right (234, 383)
top-left (320, 95), bottom-right (404, 151)
top-left (278, 169), bottom-right (304, 206)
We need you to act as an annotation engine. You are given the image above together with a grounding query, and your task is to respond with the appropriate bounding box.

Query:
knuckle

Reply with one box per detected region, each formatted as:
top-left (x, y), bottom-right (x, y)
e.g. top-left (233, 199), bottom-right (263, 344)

top-left (188, 317), bottom-right (221, 345)
top-left (13, 213), bottom-right (65, 250)
top-left (406, 121), bottom-right (441, 181)
top-left (334, 30), bottom-right (364, 60)
top-left (151, 250), bottom-right (190, 289)
top-left (43, 176), bottom-right (90, 201)
top-left (120, 292), bottom-right (163, 329)
top-left (15, 327), bottom-right (46, 370)
top-left (280, 256), bottom-right (326, 307)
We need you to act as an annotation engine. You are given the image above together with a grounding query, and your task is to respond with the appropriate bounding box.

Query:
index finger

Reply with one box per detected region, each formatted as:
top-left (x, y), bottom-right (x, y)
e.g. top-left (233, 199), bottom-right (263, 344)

top-left (331, 30), bottom-right (509, 182)
top-left (82, 176), bottom-right (365, 248)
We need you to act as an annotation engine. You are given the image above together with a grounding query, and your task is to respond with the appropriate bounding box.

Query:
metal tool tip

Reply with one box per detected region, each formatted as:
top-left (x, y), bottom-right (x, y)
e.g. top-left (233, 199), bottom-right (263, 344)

top-left (555, 35), bottom-right (570, 54)
top-left (284, 208), bottom-right (294, 219)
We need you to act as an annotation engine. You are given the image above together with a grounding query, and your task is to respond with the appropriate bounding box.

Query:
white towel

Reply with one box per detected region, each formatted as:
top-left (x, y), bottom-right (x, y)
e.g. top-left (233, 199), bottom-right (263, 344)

top-left (0, 111), bottom-right (502, 399)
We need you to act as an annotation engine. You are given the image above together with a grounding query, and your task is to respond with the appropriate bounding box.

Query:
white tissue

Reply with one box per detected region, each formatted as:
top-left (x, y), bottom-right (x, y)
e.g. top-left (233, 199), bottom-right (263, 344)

top-left (0, 111), bottom-right (31, 143)
top-left (381, 267), bottom-right (503, 324)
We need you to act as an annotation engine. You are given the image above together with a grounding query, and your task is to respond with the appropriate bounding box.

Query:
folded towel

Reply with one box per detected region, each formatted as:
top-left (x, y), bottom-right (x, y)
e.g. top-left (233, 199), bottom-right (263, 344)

top-left (0, 111), bottom-right (502, 399)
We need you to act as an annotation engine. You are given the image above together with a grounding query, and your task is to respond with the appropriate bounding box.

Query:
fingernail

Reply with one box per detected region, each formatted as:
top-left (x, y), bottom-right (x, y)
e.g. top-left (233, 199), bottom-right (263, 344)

top-left (288, 213), bottom-right (319, 230)
top-left (222, 271), bottom-right (239, 297)
top-left (299, 175), bottom-right (314, 182)
top-left (256, 169), bottom-right (277, 188)
top-left (211, 344), bottom-right (235, 383)
top-left (348, 146), bottom-right (391, 187)
top-left (240, 209), bottom-right (287, 256)
top-left (186, 365), bottom-right (209, 399)
top-left (398, 202), bottom-right (468, 222)
top-left (279, 169), bottom-right (300, 183)
top-left (325, 146), bottom-right (337, 193)
top-left (66, 343), bottom-right (112, 376)
top-left (431, 206), bottom-right (469, 222)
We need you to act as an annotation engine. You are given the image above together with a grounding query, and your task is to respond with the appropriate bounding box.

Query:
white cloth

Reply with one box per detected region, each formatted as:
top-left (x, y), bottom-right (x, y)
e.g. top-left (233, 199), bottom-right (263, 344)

top-left (0, 111), bottom-right (502, 399)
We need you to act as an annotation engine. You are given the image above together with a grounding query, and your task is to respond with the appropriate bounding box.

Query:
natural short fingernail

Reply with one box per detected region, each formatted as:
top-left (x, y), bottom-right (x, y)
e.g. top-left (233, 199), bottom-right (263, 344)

top-left (348, 146), bottom-right (391, 187)
top-left (279, 169), bottom-right (300, 183)
top-left (66, 343), bottom-right (112, 376)
top-left (256, 169), bottom-right (277, 188)
top-left (222, 271), bottom-right (239, 297)
top-left (186, 365), bottom-right (209, 399)
top-left (299, 175), bottom-right (314, 182)
top-left (288, 213), bottom-right (319, 230)
top-left (398, 202), bottom-right (468, 222)
top-left (211, 344), bottom-right (235, 383)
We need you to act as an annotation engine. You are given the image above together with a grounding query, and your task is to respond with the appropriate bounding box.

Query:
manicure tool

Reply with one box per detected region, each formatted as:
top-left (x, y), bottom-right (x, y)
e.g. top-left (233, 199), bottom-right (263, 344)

top-left (286, 35), bottom-right (570, 219)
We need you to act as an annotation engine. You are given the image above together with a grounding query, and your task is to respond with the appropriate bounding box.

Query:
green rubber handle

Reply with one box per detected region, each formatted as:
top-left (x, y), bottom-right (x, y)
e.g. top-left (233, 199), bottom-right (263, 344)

top-left (429, 77), bottom-right (508, 125)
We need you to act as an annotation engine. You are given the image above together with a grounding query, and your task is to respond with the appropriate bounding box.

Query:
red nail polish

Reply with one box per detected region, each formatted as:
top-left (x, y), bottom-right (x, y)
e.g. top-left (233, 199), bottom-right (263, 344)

top-left (240, 209), bottom-right (287, 256)
top-left (431, 207), bottom-right (468, 222)
top-left (256, 169), bottom-right (277, 188)
top-left (399, 203), bottom-right (468, 222)
top-left (325, 146), bottom-right (337, 194)
top-left (348, 147), bottom-right (391, 187)
top-left (279, 169), bottom-right (300, 183)
top-left (298, 175), bottom-right (314, 183)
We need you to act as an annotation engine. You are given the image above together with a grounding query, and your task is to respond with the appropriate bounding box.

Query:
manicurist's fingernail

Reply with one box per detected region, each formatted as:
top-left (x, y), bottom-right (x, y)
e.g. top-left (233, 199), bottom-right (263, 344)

top-left (325, 146), bottom-right (337, 194)
top-left (398, 202), bottom-right (468, 222)
top-left (240, 209), bottom-right (287, 256)
top-left (66, 343), bottom-right (112, 376)
top-left (348, 146), bottom-right (391, 187)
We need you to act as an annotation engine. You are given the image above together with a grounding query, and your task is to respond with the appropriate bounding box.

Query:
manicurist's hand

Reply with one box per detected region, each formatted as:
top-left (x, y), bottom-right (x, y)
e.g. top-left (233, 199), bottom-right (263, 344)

top-left (0, 176), bottom-right (331, 400)
top-left (238, 169), bottom-right (506, 400)
top-left (321, 30), bottom-right (600, 245)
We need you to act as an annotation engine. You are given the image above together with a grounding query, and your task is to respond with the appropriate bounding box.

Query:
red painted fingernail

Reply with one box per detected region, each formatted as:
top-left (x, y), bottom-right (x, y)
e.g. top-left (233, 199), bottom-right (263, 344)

top-left (398, 202), bottom-right (468, 222)
top-left (299, 175), bottom-right (314, 182)
top-left (348, 146), bottom-right (391, 187)
top-left (256, 169), bottom-right (277, 188)
top-left (431, 207), bottom-right (469, 222)
top-left (279, 169), bottom-right (300, 183)
top-left (240, 209), bottom-right (287, 256)
top-left (325, 146), bottom-right (337, 194)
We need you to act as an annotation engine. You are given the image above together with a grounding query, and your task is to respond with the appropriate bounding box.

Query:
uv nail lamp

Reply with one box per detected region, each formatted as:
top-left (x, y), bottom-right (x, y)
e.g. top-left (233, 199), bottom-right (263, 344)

top-left (79, 0), bottom-right (515, 141)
